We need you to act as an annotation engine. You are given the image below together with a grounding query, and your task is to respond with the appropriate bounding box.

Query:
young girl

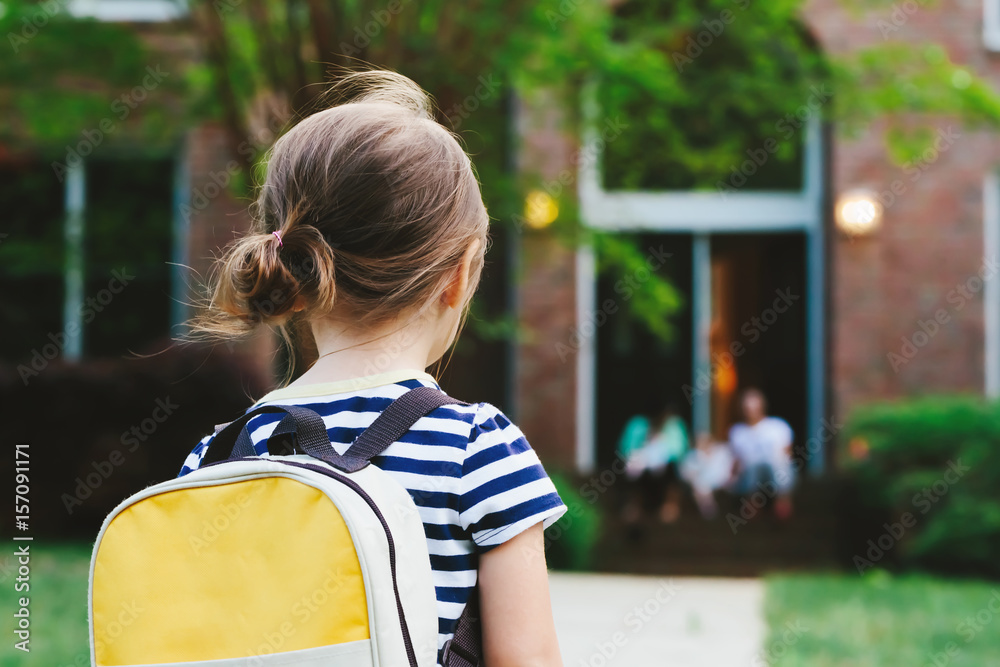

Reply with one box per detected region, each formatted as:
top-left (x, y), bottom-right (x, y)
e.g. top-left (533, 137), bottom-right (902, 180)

top-left (180, 71), bottom-right (567, 666)
top-left (680, 432), bottom-right (735, 519)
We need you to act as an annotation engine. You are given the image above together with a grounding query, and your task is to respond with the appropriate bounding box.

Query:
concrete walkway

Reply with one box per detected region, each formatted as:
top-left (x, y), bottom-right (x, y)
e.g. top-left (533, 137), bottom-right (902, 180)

top-left (550, 573), bottom-right (765, 667)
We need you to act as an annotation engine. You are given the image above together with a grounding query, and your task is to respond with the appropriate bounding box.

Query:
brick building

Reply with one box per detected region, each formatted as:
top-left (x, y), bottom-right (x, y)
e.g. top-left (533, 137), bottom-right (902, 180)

top-left (10, 0), bottom-right (1000, 482)
top-left (515, 0), bottom-right (1000, 475)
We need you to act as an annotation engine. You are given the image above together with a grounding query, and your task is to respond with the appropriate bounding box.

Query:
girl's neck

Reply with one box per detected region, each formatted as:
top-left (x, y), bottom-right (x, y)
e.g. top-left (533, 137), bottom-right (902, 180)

top-left (288, 315), bottom-right (439, 387)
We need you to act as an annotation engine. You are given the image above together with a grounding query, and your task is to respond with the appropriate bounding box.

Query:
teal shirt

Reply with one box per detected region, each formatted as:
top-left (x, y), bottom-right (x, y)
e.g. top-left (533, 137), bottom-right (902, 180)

top-left (617, 415), bottom-right (650, 459)
top-left (648, 416), bottom-right (689, 465)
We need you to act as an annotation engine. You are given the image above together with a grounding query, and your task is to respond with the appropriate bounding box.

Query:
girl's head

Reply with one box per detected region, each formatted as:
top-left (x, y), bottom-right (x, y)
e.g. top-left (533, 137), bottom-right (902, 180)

top-left (695, 433), bottom-right (714, 451)
top-left (194, 71), bottom-right (489, 372)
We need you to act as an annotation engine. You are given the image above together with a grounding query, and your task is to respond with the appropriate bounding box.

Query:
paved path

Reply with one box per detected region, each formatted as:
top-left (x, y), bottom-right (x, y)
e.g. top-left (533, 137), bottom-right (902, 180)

top-left (549, 573), bottom-right (765, 667)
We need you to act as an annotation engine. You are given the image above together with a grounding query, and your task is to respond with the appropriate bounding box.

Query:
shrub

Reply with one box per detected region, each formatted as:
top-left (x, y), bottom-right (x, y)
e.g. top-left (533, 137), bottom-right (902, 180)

top-left (0, 340), bottom-right (272, 537)
top-left (543, 471), bottom-right (603, 571)
top-left (842, 394), bottom-right (1000, 577)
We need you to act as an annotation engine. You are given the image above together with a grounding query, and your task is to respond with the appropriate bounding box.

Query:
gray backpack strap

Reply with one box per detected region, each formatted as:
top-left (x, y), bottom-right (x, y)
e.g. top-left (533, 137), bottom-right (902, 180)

top-left (349, 386), bottom-right (483, 666)
top-left (341, 386), bottom-right (469, 468)
top-left (441, 587), bottom-right (482, 666)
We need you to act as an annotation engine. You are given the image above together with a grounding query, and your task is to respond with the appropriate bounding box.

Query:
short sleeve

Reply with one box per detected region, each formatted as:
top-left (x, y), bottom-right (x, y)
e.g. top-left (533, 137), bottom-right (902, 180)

top-left (727, 424), bottom-right (744, 458)
top-left (457, 403), bottom-right (567, 552)
top-left (775, 419), bottom-right (794, 448)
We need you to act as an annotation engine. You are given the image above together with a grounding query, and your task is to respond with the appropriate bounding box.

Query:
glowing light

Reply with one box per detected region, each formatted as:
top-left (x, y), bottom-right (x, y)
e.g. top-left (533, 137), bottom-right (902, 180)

top-left (715, 361), bottom-right (738, 396)
top-left (524, 190), bottom-right (559, 229)
top-left (835, 189), bottom-right (883, 237)
top-left (848, 437), bottom-right (870, 461)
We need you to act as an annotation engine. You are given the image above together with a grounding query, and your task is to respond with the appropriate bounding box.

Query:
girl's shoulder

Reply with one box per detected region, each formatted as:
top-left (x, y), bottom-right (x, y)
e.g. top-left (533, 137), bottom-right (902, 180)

top-left (178, 382), bottom-right (534, 477)
top-left (461, 401), bottom-right (538, 467)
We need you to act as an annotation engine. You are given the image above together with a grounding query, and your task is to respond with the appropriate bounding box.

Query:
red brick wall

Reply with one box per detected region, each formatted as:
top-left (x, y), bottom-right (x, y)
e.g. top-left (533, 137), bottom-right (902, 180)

top-left (513, 92), bottom-right (580, 470)
top-left (184, 123), bottom-right (278, 387)
top-left (804, 0), bottom-right (999, 419)
top-left (184, 123), bottom-right (250, 279)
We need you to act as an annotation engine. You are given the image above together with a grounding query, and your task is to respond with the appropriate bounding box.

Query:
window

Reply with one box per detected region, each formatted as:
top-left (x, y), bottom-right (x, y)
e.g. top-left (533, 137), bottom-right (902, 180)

top-left (68, 0), bottom-right (187, 22)
top-left (0, 158), bottom-right (176, 366)
top-left (595, 1), bottom-right (818, 193)
top-left (984, 0), bottom-right (1000, 51)
top-left (83, 159), bottom-right (174, 357)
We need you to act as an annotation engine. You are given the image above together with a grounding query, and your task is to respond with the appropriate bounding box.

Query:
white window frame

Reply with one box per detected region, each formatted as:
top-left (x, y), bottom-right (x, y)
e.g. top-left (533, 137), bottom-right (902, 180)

top-left (984, 172), bottom-right (1000, 397)
top-left (984, 0), bottom-right (1000, 51)
top-left (68, 0), bottom-right (187, 22)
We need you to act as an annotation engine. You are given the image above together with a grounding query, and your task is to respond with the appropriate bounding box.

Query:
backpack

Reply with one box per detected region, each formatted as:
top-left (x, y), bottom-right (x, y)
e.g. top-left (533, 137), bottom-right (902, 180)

top-left (88, 386), bottom-right (482, 667)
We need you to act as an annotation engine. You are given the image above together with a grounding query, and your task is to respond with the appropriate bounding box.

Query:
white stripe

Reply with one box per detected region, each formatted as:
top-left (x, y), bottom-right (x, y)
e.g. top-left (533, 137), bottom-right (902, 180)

top-left (462, 476), bottom-right (557, 527)
top-left (425, 537), bottom-right (475, 556)
top-left (411, 505), bottom-right (462, 528)
top-left (438, 599), bottom-right (472, 620)
top-left (387, 469), bottom-right (462, 495)
top-left (432, 568), bottom-right (478, 590)
top-left (379, 442), bottom-right (466, 465)
top-left (459, 447), bottom-right (544, 494)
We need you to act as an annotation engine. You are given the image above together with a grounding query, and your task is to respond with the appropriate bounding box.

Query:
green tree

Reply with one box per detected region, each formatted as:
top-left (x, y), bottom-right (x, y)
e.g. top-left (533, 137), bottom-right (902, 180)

top-left (5, 0), bottom-right (1000, 339)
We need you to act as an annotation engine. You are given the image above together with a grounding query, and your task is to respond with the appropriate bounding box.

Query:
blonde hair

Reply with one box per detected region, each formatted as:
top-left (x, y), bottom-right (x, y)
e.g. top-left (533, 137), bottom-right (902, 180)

top-left (189, 71), bottom-right (490, 373)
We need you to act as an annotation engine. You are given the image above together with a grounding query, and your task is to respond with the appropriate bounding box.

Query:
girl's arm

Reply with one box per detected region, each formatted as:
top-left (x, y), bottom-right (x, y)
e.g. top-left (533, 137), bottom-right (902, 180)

top-left (477, 522), bottom-right (564, 667)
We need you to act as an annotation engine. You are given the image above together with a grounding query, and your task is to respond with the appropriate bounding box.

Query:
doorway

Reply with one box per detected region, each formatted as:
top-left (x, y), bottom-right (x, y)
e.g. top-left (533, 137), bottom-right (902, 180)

top-left (595, 233), bottom-right (692, 467)
top-left (595, 232), bottom-right (808, 467)
top-left (708, 233), bottom-right (807, 445)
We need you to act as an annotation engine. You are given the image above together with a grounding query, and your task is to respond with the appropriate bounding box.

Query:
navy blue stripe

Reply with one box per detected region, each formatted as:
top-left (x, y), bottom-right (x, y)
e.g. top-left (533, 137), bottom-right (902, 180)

top-left (461, 465), bottom-right (548, 511)
top-left (406, 488), bottom-right (460, 510)
top-left (463, 436), bottom-right (532, 472)
top-left (436, 585), bottom-right (475, 604)
top-left (374, 455), bottom-right (463, 478)
top-left (429, 553), bottom-right (478, 571)
top-left (439, 617), bottom-right (461, 636)
top-left (421, 522), bottom-right (472, 542)
top-left (468, 493), bottom-right (565, 535)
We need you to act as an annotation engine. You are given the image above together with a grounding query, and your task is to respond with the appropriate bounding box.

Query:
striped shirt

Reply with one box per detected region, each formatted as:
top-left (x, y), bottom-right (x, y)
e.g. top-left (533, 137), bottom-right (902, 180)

top-left (178, 369), bottom-right (567, 663)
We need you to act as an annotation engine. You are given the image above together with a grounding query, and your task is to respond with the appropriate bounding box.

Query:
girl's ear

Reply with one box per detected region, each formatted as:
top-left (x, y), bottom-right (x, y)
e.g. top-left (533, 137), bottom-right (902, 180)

top-left (441, 238), bottom-right (482, 309)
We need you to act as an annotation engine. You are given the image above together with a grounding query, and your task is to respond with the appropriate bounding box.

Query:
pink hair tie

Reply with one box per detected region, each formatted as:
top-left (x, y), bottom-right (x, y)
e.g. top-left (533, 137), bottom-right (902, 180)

top-left (271, 231), bottom-right (283, 247)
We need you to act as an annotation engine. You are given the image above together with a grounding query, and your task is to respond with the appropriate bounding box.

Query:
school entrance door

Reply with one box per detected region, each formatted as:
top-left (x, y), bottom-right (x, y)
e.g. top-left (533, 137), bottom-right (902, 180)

top-left (594, 232), bottom-right (808, 467)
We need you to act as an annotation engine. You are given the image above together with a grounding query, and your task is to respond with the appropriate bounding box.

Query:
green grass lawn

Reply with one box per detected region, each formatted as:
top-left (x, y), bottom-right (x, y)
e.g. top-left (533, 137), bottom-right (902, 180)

top-left (2, 542), bottom-right (91, 667)
top-left (764, 571), bottom-right (1000, 667)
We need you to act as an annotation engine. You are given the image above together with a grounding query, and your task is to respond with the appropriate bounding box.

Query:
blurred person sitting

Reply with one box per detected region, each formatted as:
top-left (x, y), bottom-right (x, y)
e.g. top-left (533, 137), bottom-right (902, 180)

top-left (616, 412), bottom-right (651, 525)
top-left (680, 432), bottom-right (735, 519)
top-left (619, 405), bottom-right (689, 524)
top-left (617, 412), bottom-right (651, 471)
top-left (643, 404), bottom-right (689, 523)
top-left (728, 388), bottom-right (795, 519)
